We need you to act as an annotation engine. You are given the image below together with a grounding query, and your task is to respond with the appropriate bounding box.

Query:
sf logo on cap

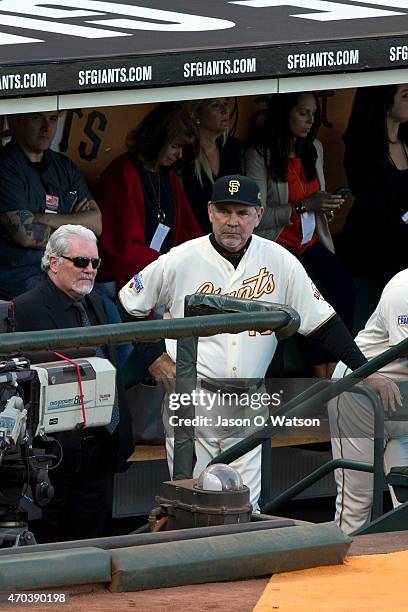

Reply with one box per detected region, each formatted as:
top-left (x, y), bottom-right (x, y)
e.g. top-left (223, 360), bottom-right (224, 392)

top-left (228, 179), bottom-right (240, 195)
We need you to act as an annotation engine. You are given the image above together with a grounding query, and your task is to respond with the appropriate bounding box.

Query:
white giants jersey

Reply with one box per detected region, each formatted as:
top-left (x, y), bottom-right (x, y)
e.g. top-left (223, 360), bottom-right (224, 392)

top-left (335, 269), bottom-right (408, 381)
top-left (119, 235), bottom-right (335, 379)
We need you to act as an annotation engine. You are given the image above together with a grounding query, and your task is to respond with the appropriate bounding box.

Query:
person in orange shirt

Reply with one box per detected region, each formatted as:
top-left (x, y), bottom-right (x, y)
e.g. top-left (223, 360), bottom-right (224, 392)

top-left (245, 91), bottom-right (355, 378)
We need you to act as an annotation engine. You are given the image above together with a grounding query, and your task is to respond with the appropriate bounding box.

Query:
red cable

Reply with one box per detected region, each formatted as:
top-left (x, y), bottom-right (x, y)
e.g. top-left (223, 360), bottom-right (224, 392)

top-left (53, 352), bottom-right (87, 427)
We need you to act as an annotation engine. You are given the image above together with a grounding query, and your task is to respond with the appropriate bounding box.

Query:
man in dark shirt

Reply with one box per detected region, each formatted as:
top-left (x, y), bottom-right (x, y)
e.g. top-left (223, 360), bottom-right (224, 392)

top-left (13, 224), bottom-right (133, 542)
top-left (0, 111), bottom-right (102, 299)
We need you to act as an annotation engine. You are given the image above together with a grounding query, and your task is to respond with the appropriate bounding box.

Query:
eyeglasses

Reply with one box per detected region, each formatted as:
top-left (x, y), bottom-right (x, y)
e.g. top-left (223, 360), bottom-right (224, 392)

top-left (61, 255), bottom-right (101, 269)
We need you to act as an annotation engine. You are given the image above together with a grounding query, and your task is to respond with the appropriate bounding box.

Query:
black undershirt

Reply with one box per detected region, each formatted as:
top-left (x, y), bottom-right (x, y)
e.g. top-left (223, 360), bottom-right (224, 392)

top-left (310, 315), bottom-right (367, 371)
top-left (45, 276), bottom-right (98, 326)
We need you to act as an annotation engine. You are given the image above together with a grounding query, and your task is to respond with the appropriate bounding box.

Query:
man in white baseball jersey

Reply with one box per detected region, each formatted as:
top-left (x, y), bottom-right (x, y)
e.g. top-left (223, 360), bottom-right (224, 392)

top-left (119, 175), bottom-right (400, 511)
top-left (329, 269), bottom-right (408, 535)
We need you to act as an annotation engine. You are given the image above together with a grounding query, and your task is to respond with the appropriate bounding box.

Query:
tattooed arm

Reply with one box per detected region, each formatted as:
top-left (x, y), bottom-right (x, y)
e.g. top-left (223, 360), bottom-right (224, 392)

top-left (0, 210), bottom-right (52, 248)
top-left (0, 201), bottom-right (102, 248)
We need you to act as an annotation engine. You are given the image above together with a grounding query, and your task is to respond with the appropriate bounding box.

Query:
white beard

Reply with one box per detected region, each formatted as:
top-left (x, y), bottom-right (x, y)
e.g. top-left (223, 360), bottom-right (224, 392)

top-left (72, 280), bottom-right (94, 296)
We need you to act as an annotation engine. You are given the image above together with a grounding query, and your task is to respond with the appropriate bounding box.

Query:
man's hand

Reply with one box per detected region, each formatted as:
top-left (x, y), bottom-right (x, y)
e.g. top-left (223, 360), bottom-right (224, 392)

top-left (364, 373), bottom-right (402, 413)
top-left (148, 353), bottom-right (176, 394)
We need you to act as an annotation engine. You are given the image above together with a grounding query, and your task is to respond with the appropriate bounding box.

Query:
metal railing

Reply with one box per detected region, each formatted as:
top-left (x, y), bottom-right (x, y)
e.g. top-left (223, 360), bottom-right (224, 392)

top-left (211, 337), bottom-right (408, 467)
top-left (0, 310), bottom-right (295, 354)
top-left (212, 338), bottom-right (408, 514)
top-left (260, 384), bottom-right (384, 517)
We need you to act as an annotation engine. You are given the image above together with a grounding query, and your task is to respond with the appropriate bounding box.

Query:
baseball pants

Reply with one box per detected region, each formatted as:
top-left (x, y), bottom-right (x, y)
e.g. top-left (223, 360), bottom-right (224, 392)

top-left (328, 386), bottom-right (408, 535)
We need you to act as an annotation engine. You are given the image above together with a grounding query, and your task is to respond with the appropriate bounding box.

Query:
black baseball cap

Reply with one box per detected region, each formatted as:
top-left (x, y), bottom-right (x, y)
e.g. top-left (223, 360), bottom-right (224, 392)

top-left (211, 174), bottom-right (262, 207)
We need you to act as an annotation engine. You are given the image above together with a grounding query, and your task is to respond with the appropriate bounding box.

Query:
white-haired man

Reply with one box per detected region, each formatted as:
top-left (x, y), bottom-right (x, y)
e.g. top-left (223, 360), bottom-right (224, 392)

top-left (12, 224), bottom-right (132, 543)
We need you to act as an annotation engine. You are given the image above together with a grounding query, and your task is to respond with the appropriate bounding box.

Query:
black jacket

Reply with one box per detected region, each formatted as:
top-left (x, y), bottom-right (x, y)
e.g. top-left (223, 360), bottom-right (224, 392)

top-left (338, 150), bottom-right (408, 279)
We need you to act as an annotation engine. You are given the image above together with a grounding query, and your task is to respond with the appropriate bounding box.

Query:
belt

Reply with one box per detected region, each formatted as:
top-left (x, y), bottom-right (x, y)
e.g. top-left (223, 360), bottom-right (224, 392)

top-left (200, 378), bottom-right (263, 396)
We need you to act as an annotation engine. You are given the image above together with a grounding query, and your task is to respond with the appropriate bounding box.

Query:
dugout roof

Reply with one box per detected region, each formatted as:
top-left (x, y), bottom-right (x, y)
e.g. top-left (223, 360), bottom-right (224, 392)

top-left (1, 1), bottom-right (408, 107)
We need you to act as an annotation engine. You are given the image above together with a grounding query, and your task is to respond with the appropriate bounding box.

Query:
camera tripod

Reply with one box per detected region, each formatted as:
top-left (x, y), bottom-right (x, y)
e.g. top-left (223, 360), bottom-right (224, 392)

top-left (0, 511), bottom-right (37, 547)
top-left (0, 446), bottom-right (54, 548)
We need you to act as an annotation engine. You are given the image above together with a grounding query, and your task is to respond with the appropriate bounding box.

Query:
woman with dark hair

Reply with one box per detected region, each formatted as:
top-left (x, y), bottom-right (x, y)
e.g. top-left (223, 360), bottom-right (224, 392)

top-left (245, 92), bottom-right (354, 377)
top-left (97, 102), bottom-right (201, 291)
top-left (182, 97), bottom-right (243, 233)
top-left (338, 84), bottom-right (408, 282)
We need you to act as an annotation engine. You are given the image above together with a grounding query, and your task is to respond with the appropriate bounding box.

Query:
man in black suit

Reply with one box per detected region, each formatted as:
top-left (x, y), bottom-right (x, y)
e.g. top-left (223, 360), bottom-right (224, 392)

top-left (13, 224), bottom-right (133, 542)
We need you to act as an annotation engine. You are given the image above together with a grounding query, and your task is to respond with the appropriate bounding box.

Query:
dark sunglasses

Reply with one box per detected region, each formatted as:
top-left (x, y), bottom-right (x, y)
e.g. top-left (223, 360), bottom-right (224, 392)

top-left (61, 255), bottom-right (101, 269)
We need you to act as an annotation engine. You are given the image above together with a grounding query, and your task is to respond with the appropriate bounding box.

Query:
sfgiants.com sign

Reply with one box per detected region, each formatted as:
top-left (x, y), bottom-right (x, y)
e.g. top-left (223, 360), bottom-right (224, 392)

top-left (0, 0), bottom-right (408, 45)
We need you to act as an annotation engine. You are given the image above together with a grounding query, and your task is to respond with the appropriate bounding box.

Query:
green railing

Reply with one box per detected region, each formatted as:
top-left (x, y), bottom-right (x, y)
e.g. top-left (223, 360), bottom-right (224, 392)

top-left (260, 384), bottom-right (385, 518)
top-left (212, 337), bottom-right (408, 515)
top-left (211, 337), bottom-right (408, 467)
top-left (0, 304), bottom-right (297, 354)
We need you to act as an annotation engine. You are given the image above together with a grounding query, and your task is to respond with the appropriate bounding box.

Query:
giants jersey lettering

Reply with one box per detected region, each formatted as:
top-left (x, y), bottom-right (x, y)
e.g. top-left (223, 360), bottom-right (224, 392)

top-left (196, 266), bottom-right (275, 300)
top-left (119, 235), bottom-right (335, 379)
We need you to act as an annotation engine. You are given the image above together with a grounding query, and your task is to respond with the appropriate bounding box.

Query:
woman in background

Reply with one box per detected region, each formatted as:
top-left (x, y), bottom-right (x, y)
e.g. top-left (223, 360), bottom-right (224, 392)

top-left (183, 98), bottom-right (242, 233)
top-left (338, 84), bottom-right (408, 282)
top-left (245, 91), bottom-right (354, 378)
top-left (97, 103), bottom-right (201, 291)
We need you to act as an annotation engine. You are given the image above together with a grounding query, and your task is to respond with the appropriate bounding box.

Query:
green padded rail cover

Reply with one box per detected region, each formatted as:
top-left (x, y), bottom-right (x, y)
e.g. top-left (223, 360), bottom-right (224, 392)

top-left (0, 547), bottom-right (111, 591)
top-left (110, 522), bottom-right (351, 592)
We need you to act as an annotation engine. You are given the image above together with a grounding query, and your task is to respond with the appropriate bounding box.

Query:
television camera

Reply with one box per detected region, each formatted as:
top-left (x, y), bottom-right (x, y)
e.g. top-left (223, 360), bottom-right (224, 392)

top-left (0, 355), bottom-right (116, 548)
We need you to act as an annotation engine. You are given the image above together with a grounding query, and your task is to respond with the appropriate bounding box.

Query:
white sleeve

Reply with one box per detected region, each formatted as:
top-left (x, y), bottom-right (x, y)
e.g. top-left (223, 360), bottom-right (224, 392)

top-left (314, 139), bottom-right (326, 191)
top-left (381, 284), bottom-right (408, 346)
top-left (245, 147), bottom-right (268, 207)
top-left (284, 255), bottom-right (335, 336)
top-left (118, 255), bottom-right (171, 317)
